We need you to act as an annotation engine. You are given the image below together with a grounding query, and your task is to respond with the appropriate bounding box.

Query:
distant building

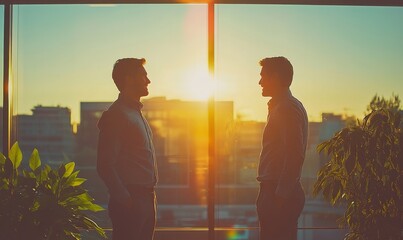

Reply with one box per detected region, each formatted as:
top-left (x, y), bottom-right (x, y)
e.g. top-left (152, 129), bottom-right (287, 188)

top-left (319, 113), bottom-right (346, 142)
top-left (232, 120), bottom-right (265, 185)
top-left (15, 106), bottom-right (75, 167)
top-left (78, 102), bottom-right (112, 150)
top-left (302, 122), bottom-right (322, 183)
top-left (307, 122), bottom-right (321, 150)
top-left (76, 102), bottom-right (112, 166)
top-left (317, 113), bottom-right (349, 167)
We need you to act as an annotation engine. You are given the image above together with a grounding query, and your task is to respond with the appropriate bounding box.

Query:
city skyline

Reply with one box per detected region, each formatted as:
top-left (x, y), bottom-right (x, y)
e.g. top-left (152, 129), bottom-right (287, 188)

top-left (2, 4), bottom-right (402, 124)
top-left (6, 97), bottom-right (359, 126)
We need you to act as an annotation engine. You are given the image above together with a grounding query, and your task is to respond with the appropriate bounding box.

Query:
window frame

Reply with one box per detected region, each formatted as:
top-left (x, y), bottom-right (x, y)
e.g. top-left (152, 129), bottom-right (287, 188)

top-left (2, 1), bottom-right (402, 240)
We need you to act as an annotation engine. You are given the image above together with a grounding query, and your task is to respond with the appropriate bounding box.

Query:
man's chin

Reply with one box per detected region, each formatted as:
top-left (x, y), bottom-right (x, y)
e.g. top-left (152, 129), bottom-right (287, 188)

top-left (141, 89), bottom-right (149, 97)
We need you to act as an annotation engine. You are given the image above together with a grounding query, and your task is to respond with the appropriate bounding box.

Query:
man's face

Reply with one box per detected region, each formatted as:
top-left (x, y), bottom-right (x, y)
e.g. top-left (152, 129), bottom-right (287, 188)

top-left (124, 66), bottom-right (151, 98)
top-left (259, 66), bottom-right (277, 97)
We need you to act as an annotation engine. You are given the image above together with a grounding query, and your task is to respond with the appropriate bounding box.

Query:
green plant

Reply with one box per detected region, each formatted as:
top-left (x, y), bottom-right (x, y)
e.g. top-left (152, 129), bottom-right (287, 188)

top-left (0, 142), bottom-right (107, 240)
top-left (313, 104), bottom-right (402, 239)
top-left (366, 94), bottom-right (401, 114)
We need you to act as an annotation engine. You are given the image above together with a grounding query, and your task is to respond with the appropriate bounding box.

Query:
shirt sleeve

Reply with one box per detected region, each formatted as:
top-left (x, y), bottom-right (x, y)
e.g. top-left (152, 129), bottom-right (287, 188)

top-left (275, 104), bottom-right (305, 198)
top-left (96, 110), bottom-right (127, 196)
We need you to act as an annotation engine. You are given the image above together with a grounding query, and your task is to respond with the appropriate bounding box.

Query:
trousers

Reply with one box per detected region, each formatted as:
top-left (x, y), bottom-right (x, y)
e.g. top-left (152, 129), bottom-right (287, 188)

top-left (108, 186), bottom-right (156, 240)
top-left (256, 181), bottom-right (305, 240)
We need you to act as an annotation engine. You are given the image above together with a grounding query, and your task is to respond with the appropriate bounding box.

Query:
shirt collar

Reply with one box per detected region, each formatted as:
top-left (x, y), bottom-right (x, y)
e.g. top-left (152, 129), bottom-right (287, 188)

top-left (117, 93), bottom-right (143, 110)
top-left (268, 89), bottom-right (292, 109)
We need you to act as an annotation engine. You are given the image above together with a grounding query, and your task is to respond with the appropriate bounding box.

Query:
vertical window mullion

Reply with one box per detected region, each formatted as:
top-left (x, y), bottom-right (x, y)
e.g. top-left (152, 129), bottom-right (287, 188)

top-left (208, 2), bottom-right (215, 240)
top-left (3, 4), bottom-right (12, 155)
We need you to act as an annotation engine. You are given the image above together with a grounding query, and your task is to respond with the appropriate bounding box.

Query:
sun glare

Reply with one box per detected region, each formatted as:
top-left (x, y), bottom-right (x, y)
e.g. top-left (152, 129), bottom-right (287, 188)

top-left (183, 66), bottom-right (214, 101)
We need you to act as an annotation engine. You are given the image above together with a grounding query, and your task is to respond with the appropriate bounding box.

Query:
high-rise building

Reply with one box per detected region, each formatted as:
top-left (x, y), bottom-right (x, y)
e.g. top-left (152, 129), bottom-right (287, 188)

top-left (231, 120), bottom-right (265, 185)
top-left (76, 102), bottom-right (112, 166)
top-left (15, 106), bottom-right (75, 167)
top-left (319, 113), bottom-right (346, 142)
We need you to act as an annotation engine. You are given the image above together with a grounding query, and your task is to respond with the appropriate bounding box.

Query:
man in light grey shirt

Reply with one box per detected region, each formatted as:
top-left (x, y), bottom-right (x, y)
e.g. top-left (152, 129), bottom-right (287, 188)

top-left (256, 56), bottom-right (308, 240)
top-left (97, 58), bottom-right (158, 240)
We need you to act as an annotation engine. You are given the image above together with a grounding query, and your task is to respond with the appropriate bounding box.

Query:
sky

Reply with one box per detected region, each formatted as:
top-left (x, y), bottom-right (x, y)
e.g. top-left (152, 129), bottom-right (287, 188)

top-left (2, 4), bottom-right (403, 123)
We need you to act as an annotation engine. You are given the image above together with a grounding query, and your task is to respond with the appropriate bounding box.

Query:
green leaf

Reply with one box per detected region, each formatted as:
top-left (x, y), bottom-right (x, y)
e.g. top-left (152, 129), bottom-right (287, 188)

top-left (69, 232), bottom-right (81, 240)
top-left (29, 148), bottom-right (41, 171)
top-left (331, 181), bottom-right (342, 205)
top-left (317, 141), bottom-right (329, 153)
top-left (79, 203), bottom-right (105, 212)
top-left (59, 187), bottom-right (86, 202)
top-left (83, 216), bottom-right (107, 238)
top-left (0, 152), bottom-right (6, 165)
top-left (65, 171), bottom-right (80, 187)
top-left (9, 142), bottom-right (23, 169)
top-left (60, 192), bottom-right (93, 207)
top-left (71, 178), bottom-right (86, 187)
top-left (63, 162), bottom-right (75, 178)
top-left (38, 164), bottom-right (51, 184)
top-left (77, 192), bottom-right (93, 202)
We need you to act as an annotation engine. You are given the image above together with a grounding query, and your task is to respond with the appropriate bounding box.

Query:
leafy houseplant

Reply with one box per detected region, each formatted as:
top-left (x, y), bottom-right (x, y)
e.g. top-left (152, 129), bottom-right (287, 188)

top-left (0, 142), bottom-right (106, 240)
top-left (313, 96), bottom-right (402, 240)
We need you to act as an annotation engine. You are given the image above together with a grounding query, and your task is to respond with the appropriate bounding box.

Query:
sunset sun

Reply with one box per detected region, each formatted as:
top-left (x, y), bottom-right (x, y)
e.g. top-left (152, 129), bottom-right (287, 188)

top-left (183, 65), bottom-right (214, 101)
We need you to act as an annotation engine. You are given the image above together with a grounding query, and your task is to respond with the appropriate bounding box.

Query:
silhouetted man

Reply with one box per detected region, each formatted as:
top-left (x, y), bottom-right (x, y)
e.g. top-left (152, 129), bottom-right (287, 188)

top-left (97, 58), bottom-right (158, 240)
top-left (256, 57), bottom-right (308, 240)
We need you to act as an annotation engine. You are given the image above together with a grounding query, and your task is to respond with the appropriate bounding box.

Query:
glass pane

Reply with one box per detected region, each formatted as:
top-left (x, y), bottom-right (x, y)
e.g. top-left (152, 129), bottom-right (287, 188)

top-left (12, 4), bottom-right (208, 238)
top-left (215, 4), bottom-right (403, 239)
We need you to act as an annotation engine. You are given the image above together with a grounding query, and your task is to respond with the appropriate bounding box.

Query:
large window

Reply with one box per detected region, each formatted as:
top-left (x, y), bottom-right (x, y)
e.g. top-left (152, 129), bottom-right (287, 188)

top-left (214, 4), bottom-right (403, 239)
top-left (3, 2), bottom-right (403, 240)
top-left (11, 4), bottom-right (209, 239)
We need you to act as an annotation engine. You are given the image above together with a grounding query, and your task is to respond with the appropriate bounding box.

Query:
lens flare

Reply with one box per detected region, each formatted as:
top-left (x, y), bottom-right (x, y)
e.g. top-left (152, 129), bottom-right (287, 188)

top-left (225, 226), bottom-right (249, 240)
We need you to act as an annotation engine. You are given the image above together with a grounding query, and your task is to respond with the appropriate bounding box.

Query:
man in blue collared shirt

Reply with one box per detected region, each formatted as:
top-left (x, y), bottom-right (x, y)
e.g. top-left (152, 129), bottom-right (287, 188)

top-left (256, 57), bottom-right (308, 240)
top-left (97, 58), bottom-right (158, 240)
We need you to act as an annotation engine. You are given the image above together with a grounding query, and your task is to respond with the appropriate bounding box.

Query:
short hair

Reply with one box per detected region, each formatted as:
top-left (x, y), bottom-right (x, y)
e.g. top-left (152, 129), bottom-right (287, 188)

top-left (259, 56), bottom-right (293, 87)
top-left (112, 58), bottom-right (146, 91)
